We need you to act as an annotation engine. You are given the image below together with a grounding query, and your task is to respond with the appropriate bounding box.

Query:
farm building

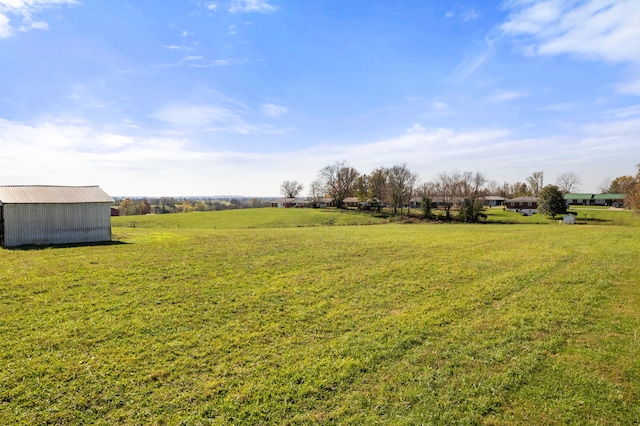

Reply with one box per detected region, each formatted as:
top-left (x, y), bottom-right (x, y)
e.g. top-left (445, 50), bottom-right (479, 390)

top-left (0, 185), bottom-right (114, 248)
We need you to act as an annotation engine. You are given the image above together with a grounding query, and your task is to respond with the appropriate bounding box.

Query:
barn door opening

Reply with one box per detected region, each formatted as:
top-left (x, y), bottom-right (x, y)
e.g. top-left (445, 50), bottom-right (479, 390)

top-left (0, 205), bottom-right (4, 247)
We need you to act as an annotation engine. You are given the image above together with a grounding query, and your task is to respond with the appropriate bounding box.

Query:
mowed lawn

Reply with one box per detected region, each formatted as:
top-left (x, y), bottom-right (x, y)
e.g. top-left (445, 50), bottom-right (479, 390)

top-left (1, 210), bottom-right (640, 424)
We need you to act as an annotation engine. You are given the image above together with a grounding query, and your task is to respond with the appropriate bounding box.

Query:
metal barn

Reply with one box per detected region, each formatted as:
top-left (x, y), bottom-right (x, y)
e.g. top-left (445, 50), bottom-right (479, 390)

top-left (0, 185), bottom-right (114, 248)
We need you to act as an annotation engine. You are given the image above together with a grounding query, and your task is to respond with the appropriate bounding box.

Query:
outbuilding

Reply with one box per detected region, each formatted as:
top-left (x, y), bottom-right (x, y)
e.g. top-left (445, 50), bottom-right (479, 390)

top-left (0, 185), bottom-right (114, 248)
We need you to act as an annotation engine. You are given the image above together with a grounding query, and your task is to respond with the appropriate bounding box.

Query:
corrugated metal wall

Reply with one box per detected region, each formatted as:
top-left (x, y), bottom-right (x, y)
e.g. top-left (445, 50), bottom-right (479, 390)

top-left (2, 203), bottom-right (112, 247)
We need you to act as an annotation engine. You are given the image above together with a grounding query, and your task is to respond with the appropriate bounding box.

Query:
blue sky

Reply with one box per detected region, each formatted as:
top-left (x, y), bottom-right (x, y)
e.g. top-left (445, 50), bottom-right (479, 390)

top-left (1, 0), bottom-right (639, 197)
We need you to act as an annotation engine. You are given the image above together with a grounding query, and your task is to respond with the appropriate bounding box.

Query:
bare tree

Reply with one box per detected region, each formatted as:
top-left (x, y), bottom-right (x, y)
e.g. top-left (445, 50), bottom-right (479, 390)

top-left (457, 171), bottom-right (487, 222)
top-left (513, 182), bottom-right (529, 197)
top-left (387, 164), bottom-right (418, 215)
top-left (368, 167), bottom-right (388, 212)
top-left (309, 178), bottom-right (325, 207)
top-left (598, 177), bottom-right (612, 194)
top-left (318, 161), bottom-right (360, 209)
top-left (457, 171), bottom-right (486, 200)
top-left (486, 180), bottom-right (500, 195)
top-left (435, 171), bottom-right (460, 220)
top-left (556, 172), bottom-right (581, 194)
top-left (416, 181), bottom-right (436, 198)
top-left (526, 171), bottom-right (544, 196)
top-left (280, 180), bottom-right (304, 198)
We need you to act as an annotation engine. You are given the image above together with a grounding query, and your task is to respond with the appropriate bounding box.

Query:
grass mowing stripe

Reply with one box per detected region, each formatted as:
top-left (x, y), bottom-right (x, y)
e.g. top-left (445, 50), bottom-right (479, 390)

top-left (1, 222), bottom-right (639, 424)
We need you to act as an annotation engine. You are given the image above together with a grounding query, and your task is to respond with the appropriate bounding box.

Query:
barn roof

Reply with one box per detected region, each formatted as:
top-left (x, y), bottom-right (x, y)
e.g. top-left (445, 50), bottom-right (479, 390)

top-left (0, 185), bottom-right (114, 204)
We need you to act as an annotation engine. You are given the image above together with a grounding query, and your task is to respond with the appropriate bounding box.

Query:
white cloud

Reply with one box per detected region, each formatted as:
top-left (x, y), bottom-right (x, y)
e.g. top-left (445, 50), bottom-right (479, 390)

top-left (1, 115), bottom-right (638, 196)
top-left (206, 2), bottom-right (217, 11)
top-left (460, 9), bottom-right (480, 22)
top-left (229, 0), bottom-right (277, 14)
top-left (488, 90), bottom-right (527, 102)
top-left (0, 13), bottom-right (11, 37)
top-left (187, 59), bottom-right (231, 67)
top-left (606, 104), bottom-right (640, 119)
top-left (260, 103), bottom-right (287, 117)
top-left (19, 20), bottom-right (47, 31)
top-left (406, 123), bottom-right (426, 133)
top-left (500, 0), bottom-right (640, 95)
top-left (0, 0), bottom-right (77, 38)
top-left (154, 56), bottom-right (235, 69)
top-left (151, 104), bottom-right (241, 128)
top-left (615, 74), bottom-right (640, 96)
top-left (150, 102), bottom-right (286, 135)
top-left (539, 102), bottom-right (579, 112)
top-left (432, 101), bottom-right (449, 110)
top-left (445, 8), bottom-right (480, 22)
top-left (450, 36), bottom-right (495, 82)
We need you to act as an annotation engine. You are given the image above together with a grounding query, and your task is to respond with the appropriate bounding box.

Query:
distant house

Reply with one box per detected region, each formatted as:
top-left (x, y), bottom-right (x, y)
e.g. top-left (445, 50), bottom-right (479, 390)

top-left (343, 197), bottom-right (360, 208)
top-left (564, 193), bottom-right (594, 206)
top-left (0, 185), bottom-right (113, 248)
top-left (270, 197), bottom-right (308, 208)
top-left (432, 196), bottom-right (465, 211)
top-left (565, 193), bottom-right (625, 207)
top-left (314, 197), bottom-right (335, 208)
top-left (110, 207), bottom-right (120, 216)
top-left (408, 197), bottom-right (422, 209)
top-left (479, 195), bottom-right (506, 207)
top-left (593, 193), bottom-right (625, 207)
top-left (505, 196), bottom-right (538, 215)
top-left (359, 197), bottom-right (383, 210)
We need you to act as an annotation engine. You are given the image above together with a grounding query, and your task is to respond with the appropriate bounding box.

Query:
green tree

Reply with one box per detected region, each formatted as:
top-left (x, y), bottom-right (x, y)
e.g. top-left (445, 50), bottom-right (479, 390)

top-left (118, 198), bottom-right (134, 216)
top-left (421, 197), bottom-right (434, 219)
top-left (181, 200), bottom-right (193, 213)
top-left (608, 175), bottom-right (637, 194)
top-left (459, 199), bottom-right (487, 223)
top-left (627, 164), bottom-right (640, 212)
top-left (194, 201), bottom-right (208, 211)
top-left (538, 185), bottom-right (566, 219)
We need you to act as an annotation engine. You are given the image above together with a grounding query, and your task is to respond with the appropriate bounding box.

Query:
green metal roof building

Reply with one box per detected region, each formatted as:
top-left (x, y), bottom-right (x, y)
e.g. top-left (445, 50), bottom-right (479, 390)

top-left (564, 193), bottom-right (625, 207)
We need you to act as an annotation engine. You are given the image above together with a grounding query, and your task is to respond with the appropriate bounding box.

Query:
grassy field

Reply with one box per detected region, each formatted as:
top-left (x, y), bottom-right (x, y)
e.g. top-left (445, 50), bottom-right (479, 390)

top-left (111, 207), bottom-right (389, 229)
top-left (2, 209), bottom-right (640, 424)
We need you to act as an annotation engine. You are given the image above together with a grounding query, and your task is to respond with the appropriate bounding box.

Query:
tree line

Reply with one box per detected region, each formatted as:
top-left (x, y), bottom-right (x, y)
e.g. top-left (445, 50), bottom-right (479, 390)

top-left (281, 162), bottom-right (640, 221)
top-left (114, 196), bottom-right (271, 216)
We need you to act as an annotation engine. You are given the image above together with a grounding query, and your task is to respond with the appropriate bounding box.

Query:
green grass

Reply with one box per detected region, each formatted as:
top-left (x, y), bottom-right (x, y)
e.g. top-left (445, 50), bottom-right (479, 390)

top-left (1, 209), bottom-right (640, 424)
top-left (484, 206), bottom-right (640, 226)
top-left (111, 207), bottom-right (389, 229)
